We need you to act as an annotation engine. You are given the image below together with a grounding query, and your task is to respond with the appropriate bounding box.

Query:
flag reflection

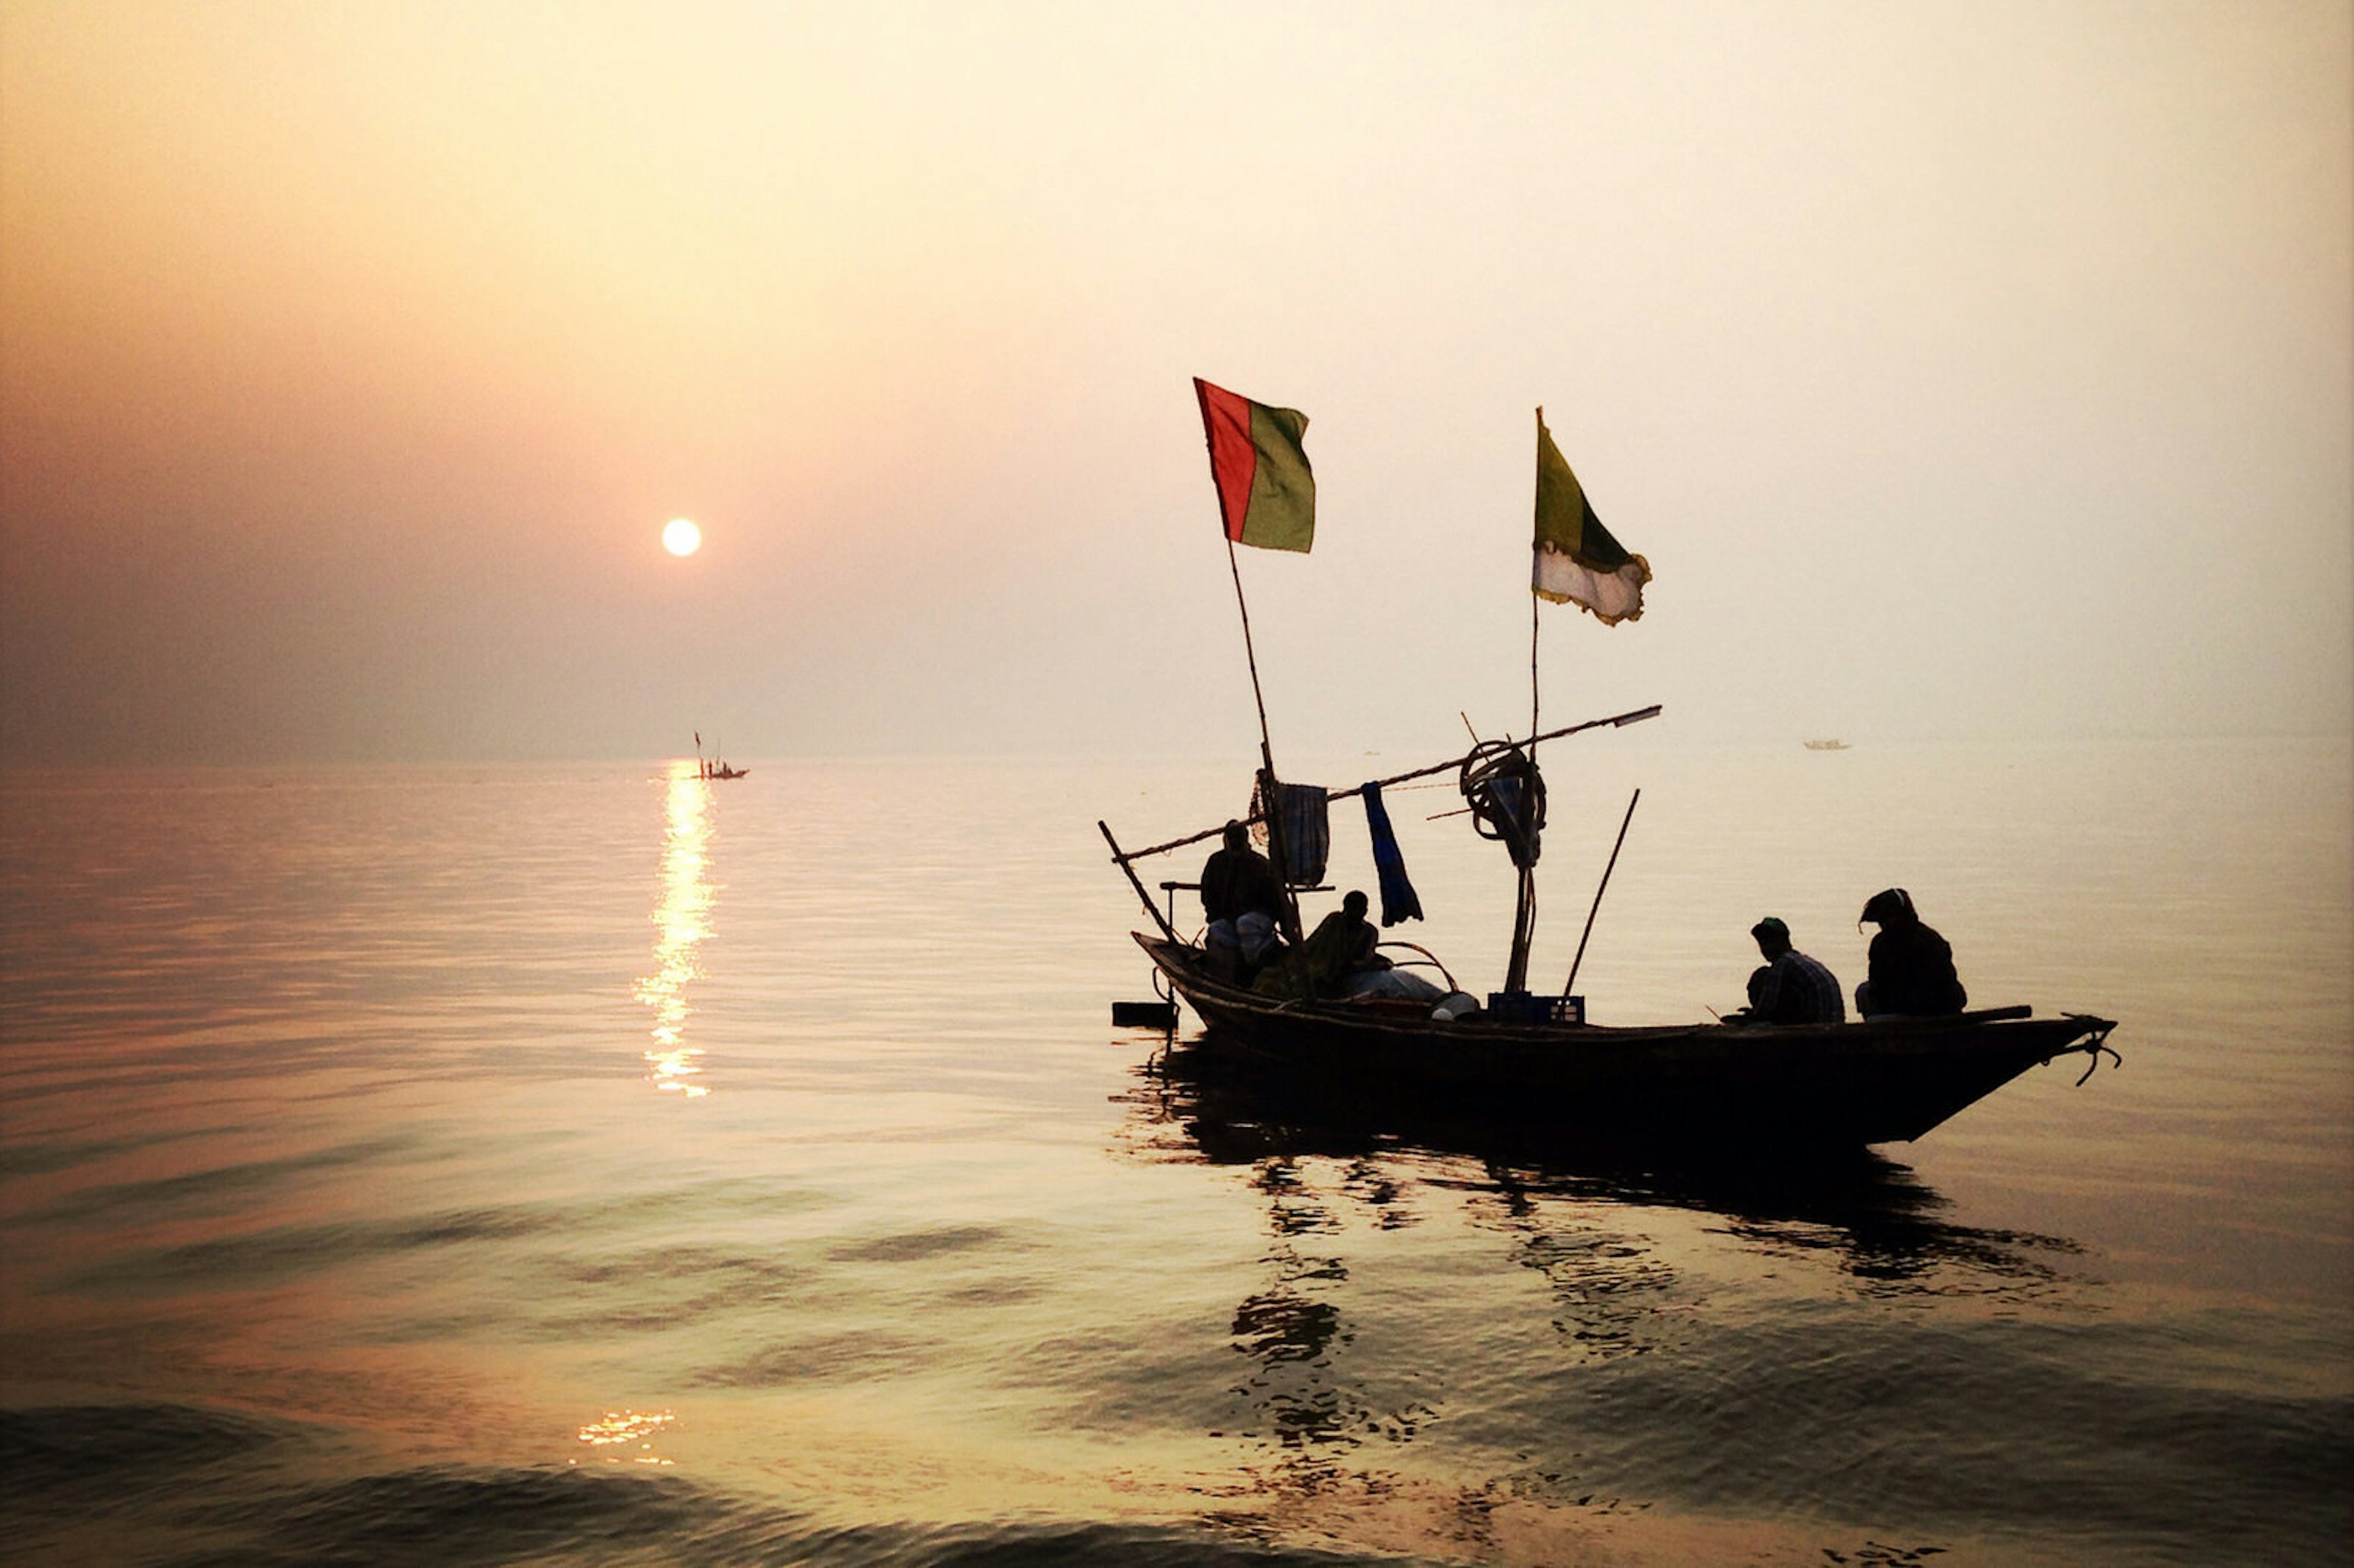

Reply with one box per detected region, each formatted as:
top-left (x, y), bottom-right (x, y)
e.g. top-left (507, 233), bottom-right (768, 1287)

top-left (635, 761), bottom-right (715, 1097)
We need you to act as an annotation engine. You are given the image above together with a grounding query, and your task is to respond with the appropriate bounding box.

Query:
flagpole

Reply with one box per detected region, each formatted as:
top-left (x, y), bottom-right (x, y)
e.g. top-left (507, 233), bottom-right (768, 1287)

top-left (1226, 536), bottom-right (1276, 772)
top-left (1531, 407), bottom-right (1544, 755)
top-left (1224, 536), bottom-right (1306, 954)
top-left (1194, 375), bottom-right (1316, 979)
top-left (1530, 576), bottom-right (1541, 747)
top-left (1503, 407), bottom-right (1546, 995)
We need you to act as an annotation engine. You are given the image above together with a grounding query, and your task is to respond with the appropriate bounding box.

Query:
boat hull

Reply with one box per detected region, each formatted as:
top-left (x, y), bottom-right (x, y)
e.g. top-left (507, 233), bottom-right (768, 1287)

top-left (1134, 935), bottom-right (2116, 1147)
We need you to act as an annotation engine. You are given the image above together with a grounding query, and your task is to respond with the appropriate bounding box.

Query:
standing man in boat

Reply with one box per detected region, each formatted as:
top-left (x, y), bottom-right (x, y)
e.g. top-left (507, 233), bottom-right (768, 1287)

top-left (1200, 820), bottom-right (1285, 981)
top-left (1733, 917), bottom-right (1846, 1025)
top-left (1855, 888), bottom-right (1968, 1017)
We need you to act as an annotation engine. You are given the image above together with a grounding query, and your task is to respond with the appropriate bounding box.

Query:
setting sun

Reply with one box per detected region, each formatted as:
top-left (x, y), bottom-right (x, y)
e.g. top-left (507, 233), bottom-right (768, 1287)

top-left (661, 519), bottom-right (702, 557)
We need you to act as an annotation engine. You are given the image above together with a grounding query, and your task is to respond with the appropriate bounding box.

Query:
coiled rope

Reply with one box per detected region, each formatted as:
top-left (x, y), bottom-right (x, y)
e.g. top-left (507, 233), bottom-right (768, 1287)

top-left (1459, 740), bottom-right (1545, 870)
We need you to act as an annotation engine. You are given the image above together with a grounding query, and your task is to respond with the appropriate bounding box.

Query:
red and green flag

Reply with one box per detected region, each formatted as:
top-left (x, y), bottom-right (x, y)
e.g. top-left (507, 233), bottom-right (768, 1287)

top-left (1194, 377), bottom-right (1315, 553)
top-left (1533, 408), bottom-right (1650, 624)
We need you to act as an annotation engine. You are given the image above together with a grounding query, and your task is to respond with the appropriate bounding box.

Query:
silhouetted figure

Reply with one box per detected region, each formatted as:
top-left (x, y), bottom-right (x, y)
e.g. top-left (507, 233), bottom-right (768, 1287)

top-left (1297, 889), bottom-right (1382, 997)
top-left (1200, 821), bottom-right (1284, 981)
top-left (1855, 888), bottom-right (1968, 1018)
top-left (1732, 916), bottom-right (1845, 1025)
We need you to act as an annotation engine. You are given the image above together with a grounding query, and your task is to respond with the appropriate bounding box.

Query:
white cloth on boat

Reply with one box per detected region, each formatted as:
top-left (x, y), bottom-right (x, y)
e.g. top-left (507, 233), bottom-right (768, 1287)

top-left (1205, 911), bottom-right (1278, 964)
top-left (1429, 991), bottom-right (1480, 1021)
top-left (1340, 966), bottom-right (1444, 1002)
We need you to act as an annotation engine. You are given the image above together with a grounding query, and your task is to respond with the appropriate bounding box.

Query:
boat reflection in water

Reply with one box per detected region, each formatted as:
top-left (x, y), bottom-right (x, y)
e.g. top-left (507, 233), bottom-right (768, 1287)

top-left (634, 759), bottom-right (717, 1097)
top-left (1129, 1037), bottom-right (2082, 1290)
top-left (1118, 1036), bottom-right (2090, 1521)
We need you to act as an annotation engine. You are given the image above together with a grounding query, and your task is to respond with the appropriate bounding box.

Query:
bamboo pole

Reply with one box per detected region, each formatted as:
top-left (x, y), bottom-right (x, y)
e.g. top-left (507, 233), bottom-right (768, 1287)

top-left (1529, 411), bottom-right (1543, 753)
top-left (1100, 821), bottom-right (1181, 942)
top-left (1226, 537), bottom-right (1276, 783)
top-left (1563, 788), bottom-right (1640, 998)
top-left (1504, 582), bottom-right (1541, 992)
top-left (1222, 535), bottom-right (1306, 953)
top-left (1530, 598), bottom-right (1541, 744)
top-left (1509, 406), bottom-right (1551, 994)
top-left (1103, 704), bottom-right (1662, 865)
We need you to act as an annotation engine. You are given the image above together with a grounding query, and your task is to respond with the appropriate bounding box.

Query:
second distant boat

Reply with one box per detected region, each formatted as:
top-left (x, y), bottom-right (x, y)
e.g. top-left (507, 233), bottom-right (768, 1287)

top-left (693, 732), bottom-right (748, 780)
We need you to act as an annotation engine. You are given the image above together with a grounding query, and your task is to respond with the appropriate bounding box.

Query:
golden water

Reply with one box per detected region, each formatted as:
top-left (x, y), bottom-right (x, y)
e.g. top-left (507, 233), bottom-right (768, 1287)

top-left (2, 740), bottom-right (2346, 1564)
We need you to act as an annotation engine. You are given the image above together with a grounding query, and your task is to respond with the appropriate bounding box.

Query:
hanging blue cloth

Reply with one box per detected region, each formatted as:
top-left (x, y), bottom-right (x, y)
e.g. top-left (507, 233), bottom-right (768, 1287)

top-left (1360, 781), bottom-right (1423, 926)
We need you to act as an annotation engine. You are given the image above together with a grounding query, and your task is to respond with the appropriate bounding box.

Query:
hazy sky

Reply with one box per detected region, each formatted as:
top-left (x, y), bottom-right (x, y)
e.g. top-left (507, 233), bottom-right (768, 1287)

top-left (4, 0), bottom-right (2348, 763)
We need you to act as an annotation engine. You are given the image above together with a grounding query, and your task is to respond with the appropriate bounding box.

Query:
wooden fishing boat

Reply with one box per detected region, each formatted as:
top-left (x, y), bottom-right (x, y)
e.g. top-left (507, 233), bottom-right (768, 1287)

top-left (1100, 701), bottom-right (2121, 1149)
top-left (1108, 387), bottom-right (2119, 1151)
top-left (1131, 932), bottom-right (2117, 1148)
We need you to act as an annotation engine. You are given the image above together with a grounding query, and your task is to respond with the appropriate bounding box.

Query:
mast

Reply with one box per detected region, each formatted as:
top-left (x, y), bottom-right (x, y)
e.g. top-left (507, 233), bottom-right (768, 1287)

top-left (1503, 408), bottom-right (1547, 994)
top-left (1224, 535), bottom-right (1306, 953)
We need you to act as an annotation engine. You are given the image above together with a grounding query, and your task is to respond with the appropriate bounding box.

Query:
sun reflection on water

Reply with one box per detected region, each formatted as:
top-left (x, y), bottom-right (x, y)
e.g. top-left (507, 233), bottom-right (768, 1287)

top-left (634, 762), bottom-right (715, 1097)
top-left (575, 1408), bottom-right (677, 1467)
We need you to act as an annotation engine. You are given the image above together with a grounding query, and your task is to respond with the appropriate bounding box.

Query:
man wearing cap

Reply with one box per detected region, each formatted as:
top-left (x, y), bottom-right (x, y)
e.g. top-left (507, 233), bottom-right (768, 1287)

top-left (1734, 917), bottom-right (1846, 1026)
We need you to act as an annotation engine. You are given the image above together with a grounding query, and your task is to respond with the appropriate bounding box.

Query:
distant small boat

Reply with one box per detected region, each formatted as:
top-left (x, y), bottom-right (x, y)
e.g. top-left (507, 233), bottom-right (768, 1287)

top-left (1804, 739), bottom-right (1851, 751)
top-left (691, 733), bottom-right (748, 780)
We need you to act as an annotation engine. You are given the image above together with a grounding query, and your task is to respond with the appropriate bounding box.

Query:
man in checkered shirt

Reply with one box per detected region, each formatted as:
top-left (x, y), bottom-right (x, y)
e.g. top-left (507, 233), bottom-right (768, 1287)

top-left (1735, 916), bottom-right (1846, 1026)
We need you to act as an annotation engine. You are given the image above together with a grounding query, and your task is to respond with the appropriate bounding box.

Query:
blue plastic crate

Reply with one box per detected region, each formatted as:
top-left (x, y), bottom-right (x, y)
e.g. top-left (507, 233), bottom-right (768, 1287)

top-left (1485, 992), bottom-right (1584, 1024)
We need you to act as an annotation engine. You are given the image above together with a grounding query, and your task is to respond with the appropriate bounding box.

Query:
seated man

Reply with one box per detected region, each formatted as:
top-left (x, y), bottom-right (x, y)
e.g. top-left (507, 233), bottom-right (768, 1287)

top-left (1199, 820), bottom-right (1284, 981)
top-left (1855, 888), bottom-right (1967, 1017)
top-left (1732, 916), bottom-right (1845, 1026)
top-left (1296, 889), bottom-right (1382, 997)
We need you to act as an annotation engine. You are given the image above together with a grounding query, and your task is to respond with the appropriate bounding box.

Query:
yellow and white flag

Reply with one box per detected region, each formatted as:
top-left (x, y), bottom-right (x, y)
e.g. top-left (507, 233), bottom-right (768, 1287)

top-left (1533, 410), bottom-right (1650, 625)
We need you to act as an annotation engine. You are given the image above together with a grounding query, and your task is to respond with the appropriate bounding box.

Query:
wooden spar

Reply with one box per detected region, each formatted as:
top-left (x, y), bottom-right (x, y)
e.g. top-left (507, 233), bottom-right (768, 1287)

top-left (1504, 578), bottom-right (1541, 993)
top-left (1100, 821), bottom-right (1181, 943)
top-left (1529, 575), bottom-right (1542, 744)
top-left (1507, 406), bottom-right (1575, 995)
top-left (1222, 535), bottom-right (1306, 953)
top-left (1226, 536), bottom-right (1276, 789)
top-left (1563, 788), bottom-right (1640, 997)
top-left (1503, 866), bottom-right (1537, 994)
top-left (1337, 704), bottom-right (1658, 799)
top-left (1103, 703), bottom-right (1663, 866)
top-left (1529, 416), bottom-right (1544, 754)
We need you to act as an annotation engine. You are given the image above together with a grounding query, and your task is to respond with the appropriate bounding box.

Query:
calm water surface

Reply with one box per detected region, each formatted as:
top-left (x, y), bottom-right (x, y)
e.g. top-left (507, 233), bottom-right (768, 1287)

top-left (2, 739), bottom-right (2348, 1566)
